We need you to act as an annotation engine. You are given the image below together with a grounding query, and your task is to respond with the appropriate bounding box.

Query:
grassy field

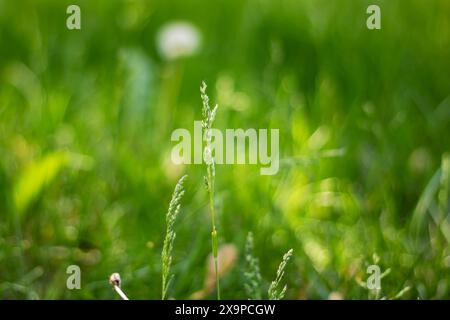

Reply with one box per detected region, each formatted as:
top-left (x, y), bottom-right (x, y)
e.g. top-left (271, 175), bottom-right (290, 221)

top-left (0, 0), bottom-right (449, 299)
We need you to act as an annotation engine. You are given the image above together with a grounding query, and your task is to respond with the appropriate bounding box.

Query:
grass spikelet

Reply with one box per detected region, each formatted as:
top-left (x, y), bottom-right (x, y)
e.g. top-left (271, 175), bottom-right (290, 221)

top-left (200, 81), bottom-right (221, 299)
top-left (268, 249), bottom-right (293, 300)
top-left (244, 232), bottom-right (262, 300)
top-left (161, 174), bottom-right (187, 300)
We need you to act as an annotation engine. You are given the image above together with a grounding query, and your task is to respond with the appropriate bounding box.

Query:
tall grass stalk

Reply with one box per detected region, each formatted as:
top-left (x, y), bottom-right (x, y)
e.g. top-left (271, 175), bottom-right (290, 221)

top-left (268, 249), bottom-right (293, 300)
top-left (161, 175), bottom-right (187, 300)
top-left (200, 81), bottom-right (220, 299)
top-left (244, 232), bottom-right (262, 300)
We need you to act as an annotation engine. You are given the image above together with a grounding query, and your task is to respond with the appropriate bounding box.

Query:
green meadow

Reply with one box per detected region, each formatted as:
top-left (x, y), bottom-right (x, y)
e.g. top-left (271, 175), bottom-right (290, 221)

top-left (0, 0), bottom-right (449, 299)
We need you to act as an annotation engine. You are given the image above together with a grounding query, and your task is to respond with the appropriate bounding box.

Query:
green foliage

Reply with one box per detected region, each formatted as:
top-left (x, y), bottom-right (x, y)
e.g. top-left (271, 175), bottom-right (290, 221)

top-left (0, 0), bottom-right (449, 300)
top-left (13, 151), bottom-right (68, 216)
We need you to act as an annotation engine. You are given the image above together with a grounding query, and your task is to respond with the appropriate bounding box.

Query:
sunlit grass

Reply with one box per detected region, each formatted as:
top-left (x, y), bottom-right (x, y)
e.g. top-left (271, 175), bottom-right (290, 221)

top-left (0, 0), bottom-right (449, 299)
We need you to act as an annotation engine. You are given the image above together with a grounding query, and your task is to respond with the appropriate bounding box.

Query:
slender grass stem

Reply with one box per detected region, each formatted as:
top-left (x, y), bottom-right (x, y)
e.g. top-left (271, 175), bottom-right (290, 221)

top-left (201, 81), bottom-right (220, 300)
top-left (208, 164), bottom-right (220, 299)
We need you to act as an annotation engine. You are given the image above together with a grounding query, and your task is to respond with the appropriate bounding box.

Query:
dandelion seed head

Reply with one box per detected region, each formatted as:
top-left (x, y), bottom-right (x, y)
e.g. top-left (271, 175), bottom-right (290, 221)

top-left (157, 21), bottom-right (201, 60)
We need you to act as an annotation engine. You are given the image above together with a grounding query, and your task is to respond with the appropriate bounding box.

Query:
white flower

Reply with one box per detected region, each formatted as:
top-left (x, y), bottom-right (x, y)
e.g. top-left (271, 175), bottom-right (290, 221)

top-left (156, 21), bottom-right (201, 60)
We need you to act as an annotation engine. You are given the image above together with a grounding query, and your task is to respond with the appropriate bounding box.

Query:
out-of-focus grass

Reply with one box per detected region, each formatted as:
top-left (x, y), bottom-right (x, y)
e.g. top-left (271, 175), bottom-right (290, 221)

top-left (0, 0), bottom-right (449, 299)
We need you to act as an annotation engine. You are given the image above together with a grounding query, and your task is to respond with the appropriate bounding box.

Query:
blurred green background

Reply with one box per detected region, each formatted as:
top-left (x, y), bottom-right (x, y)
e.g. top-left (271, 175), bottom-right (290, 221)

top-left (0, 0), bottom-right (449, 299)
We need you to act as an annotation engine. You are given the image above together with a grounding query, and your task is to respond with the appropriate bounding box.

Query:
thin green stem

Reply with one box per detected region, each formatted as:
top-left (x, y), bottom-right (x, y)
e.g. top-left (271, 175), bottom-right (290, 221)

top-left (201, 81), bottom-right (220, 300)
top-left (208, 164), bottom-right (220, 300)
